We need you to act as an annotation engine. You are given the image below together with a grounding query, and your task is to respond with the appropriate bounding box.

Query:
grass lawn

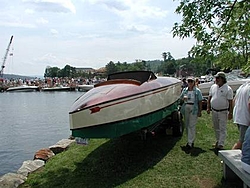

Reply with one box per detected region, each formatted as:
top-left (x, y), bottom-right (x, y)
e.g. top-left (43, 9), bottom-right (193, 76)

top-left (20, 112), bottom-right (242, 188)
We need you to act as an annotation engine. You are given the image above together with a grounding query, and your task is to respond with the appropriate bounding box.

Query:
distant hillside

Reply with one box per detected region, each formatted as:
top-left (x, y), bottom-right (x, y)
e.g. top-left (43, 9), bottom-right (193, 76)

top-left (2, 74), bottom-right (39, 80)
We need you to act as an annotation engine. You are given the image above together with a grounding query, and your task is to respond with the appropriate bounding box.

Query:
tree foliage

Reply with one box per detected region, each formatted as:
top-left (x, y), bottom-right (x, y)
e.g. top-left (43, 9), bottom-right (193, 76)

top-left (172, 0), bottom-right (249, 73)
top-left (45, 65), bottom-right (79, 78)
top-left (44, 66), bottom-right (60, 78)
top-left (105, 60), bottom-right (149, 75)
top-left (105, 61), bottom-right (118, 76)
top-left (158, 52), bottom-right (177, 76)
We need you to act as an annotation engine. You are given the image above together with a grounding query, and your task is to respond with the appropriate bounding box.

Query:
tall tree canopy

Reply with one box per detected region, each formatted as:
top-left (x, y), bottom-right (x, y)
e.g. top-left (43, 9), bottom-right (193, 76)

top-left (172, 0), bottom-right (249, 73)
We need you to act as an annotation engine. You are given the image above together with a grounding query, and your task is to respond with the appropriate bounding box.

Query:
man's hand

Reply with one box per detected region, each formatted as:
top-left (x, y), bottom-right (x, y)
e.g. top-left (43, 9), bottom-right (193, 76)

top-left (207, 109), bottom-right (210, 114)
top-left (198, 111), bottom-right (202, 117)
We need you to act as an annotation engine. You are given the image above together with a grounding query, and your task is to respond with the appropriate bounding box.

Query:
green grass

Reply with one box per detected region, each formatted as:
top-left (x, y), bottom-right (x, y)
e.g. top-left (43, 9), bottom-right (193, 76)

top-left (20, 112), bottom-right (241, 188)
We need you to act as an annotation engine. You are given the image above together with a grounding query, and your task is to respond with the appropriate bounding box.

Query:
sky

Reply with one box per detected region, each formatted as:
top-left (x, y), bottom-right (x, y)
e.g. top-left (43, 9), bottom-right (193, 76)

top-left (0, 0), bottom-right (195, 76)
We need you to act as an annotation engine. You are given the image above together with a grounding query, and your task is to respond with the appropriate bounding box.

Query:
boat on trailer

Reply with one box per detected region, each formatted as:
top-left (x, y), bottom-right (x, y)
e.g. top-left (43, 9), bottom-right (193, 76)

top-left (69, 71), bottom-right (183, 139)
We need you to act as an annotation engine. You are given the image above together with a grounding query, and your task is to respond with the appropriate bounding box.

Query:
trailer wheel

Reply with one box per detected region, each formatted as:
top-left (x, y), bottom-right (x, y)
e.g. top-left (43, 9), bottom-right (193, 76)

top-left (172, 111), bottom-right (184, 137)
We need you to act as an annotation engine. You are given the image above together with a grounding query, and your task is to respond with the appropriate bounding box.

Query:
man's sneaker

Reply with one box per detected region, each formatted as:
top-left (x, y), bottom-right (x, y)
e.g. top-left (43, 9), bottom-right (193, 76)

top-left (186, 143), bottom-right (192, 150)
top-left (212, 142), bottom-right (218, 148)
top-left (216, 145), bottom-right (224, 150)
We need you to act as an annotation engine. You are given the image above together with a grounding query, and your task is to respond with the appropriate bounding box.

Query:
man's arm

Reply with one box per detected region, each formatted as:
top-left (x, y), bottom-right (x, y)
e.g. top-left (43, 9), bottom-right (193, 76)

top-left (248, 98), bottom-right (250, 112)
top-left (198, 100), bottom-right (202, 117)
top-left (207, 96), bottom-right (212, 114)
top-left (228, 99), bottom-right (233, 120)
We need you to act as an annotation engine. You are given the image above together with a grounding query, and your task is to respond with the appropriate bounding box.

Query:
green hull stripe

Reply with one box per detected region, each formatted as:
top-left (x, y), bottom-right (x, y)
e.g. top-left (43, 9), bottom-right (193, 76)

top-left (72, 102), bottom-right (178, 138)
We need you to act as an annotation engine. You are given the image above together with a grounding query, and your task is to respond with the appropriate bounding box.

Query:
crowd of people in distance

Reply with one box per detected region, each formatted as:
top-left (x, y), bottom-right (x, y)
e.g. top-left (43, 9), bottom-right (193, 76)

top-left (181, 72), bottom-right (250, 174)
top-left (0, 76), bottom-right (105, 91)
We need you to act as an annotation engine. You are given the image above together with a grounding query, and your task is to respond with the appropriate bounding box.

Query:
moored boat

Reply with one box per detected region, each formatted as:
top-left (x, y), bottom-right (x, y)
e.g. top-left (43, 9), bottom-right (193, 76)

top-left (6, 85), bottom-right (39, 92)
top-left (69, 71), bottom-right (182, 138)
top-left (41, 86), bottom-right (72, 92)
top-left (77, 84), bottom-right (94, 92)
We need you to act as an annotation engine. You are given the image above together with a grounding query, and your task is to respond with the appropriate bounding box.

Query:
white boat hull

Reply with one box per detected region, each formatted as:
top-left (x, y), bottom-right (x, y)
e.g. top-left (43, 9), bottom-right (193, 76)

top-left (41, 86), bottom-right (71, 92)
top-left (6, 85), bottom-right (39, 92)
top-left (70, 82), bottom-right (181, 130)
top-left (199, 78), bottom-right (250, 97)
top-left (77, 84), bottom-right (94, 92)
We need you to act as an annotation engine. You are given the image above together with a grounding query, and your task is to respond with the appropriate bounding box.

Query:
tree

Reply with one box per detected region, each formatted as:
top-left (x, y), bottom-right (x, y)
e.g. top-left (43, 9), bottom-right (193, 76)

top-left (162, 52), bottom-right (174, 62)
top-left (162, 52), bottom-right (167, 61)
top-left (165, 61), bottom-right (176, 75)
top-left (44, 66), bottom-right (60, 78)
top-left (131, 60), bottom-right (147, 71)
top-left (159, 52), bottom-right (176, 75)
top-left (172, 0), bottom-right (249, 73)
top-left (44, 65), bottom-right (78, 78)
top-left (59, 65), bottom-right (76, 77)
top-left (105, 61), bottom-right (118, 75)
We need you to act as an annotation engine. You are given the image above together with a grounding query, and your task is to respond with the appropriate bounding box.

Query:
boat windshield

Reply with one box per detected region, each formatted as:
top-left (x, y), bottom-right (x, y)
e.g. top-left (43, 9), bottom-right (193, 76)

top-left (107, 71), bottom-right (157, 84)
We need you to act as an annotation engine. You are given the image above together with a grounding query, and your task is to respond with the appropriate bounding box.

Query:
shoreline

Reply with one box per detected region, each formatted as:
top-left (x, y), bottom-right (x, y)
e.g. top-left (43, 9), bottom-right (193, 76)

top-left (0, 138), bottom-right (75, 188)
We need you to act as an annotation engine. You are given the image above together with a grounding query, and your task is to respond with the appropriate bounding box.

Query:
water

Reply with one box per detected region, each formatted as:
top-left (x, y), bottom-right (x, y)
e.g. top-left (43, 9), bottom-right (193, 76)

top-left (0, 91), bottom-right (83, 176)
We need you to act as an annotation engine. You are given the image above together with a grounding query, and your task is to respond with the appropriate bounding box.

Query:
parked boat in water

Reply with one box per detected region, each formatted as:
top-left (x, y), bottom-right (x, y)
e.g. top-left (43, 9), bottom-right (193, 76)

top-left (6, 85), bottom-right (39, 92)
top-left (69, 71), bottom-right (182, 139)
top-left (77, 84), bottom-right (94, 92)
top-left (41, 86), bottom-right (72, 92)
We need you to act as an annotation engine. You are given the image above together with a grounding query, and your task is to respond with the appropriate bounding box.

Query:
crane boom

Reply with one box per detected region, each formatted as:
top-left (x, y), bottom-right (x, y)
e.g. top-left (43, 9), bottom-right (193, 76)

top-left (0, 35), bottom-right (14, 77)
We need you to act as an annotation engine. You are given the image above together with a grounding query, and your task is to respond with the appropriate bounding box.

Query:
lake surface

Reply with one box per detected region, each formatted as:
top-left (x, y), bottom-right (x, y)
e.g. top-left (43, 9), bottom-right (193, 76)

top-left (0, 91), bottom-right (83, 176)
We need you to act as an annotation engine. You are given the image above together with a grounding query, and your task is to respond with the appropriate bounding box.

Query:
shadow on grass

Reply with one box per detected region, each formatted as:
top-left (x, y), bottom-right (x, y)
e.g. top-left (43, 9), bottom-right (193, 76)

top-left (24, 131), bottom-right (182, 188)
top-left (69, 132), bottom-right (181, 187)
top-left (23, 127), bottom-right (183, 188)
top-left (209, 148), bottom-right (225, 156)
top-left (180, 145), bottom-right (206, 156)
top-left (214, 177), bottom-right (244, 188)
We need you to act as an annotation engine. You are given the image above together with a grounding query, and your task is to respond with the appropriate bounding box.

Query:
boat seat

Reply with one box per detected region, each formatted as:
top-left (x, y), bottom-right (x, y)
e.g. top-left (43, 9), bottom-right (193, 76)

top-left (94, 79), bottom-right (141, 87)
top-left (107, 71), bottom-right (157, 83)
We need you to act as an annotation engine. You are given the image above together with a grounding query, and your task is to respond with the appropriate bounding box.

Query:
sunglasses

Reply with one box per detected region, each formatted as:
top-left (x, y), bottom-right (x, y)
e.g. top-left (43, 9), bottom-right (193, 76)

top-left (187, 80), bottom-right (194, 83)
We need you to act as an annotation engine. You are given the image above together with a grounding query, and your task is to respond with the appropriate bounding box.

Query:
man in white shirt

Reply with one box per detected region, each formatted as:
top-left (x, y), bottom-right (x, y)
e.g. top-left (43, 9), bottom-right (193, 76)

top-left (242, 126), bottom-right (250, 174)
top-left (232, 82), bottom-right (250, 149)
top-left (207, 72), bottom-right (233, 149)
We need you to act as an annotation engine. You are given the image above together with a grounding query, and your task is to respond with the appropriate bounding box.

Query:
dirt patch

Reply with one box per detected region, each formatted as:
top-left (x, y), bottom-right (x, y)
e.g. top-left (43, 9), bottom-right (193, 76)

top-left (192, 176), bottom-right (217, 188)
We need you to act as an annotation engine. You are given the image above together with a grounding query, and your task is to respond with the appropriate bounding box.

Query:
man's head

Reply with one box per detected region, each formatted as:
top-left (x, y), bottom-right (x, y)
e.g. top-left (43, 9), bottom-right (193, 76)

top-left (214, 72), bottom-right (227, 85)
